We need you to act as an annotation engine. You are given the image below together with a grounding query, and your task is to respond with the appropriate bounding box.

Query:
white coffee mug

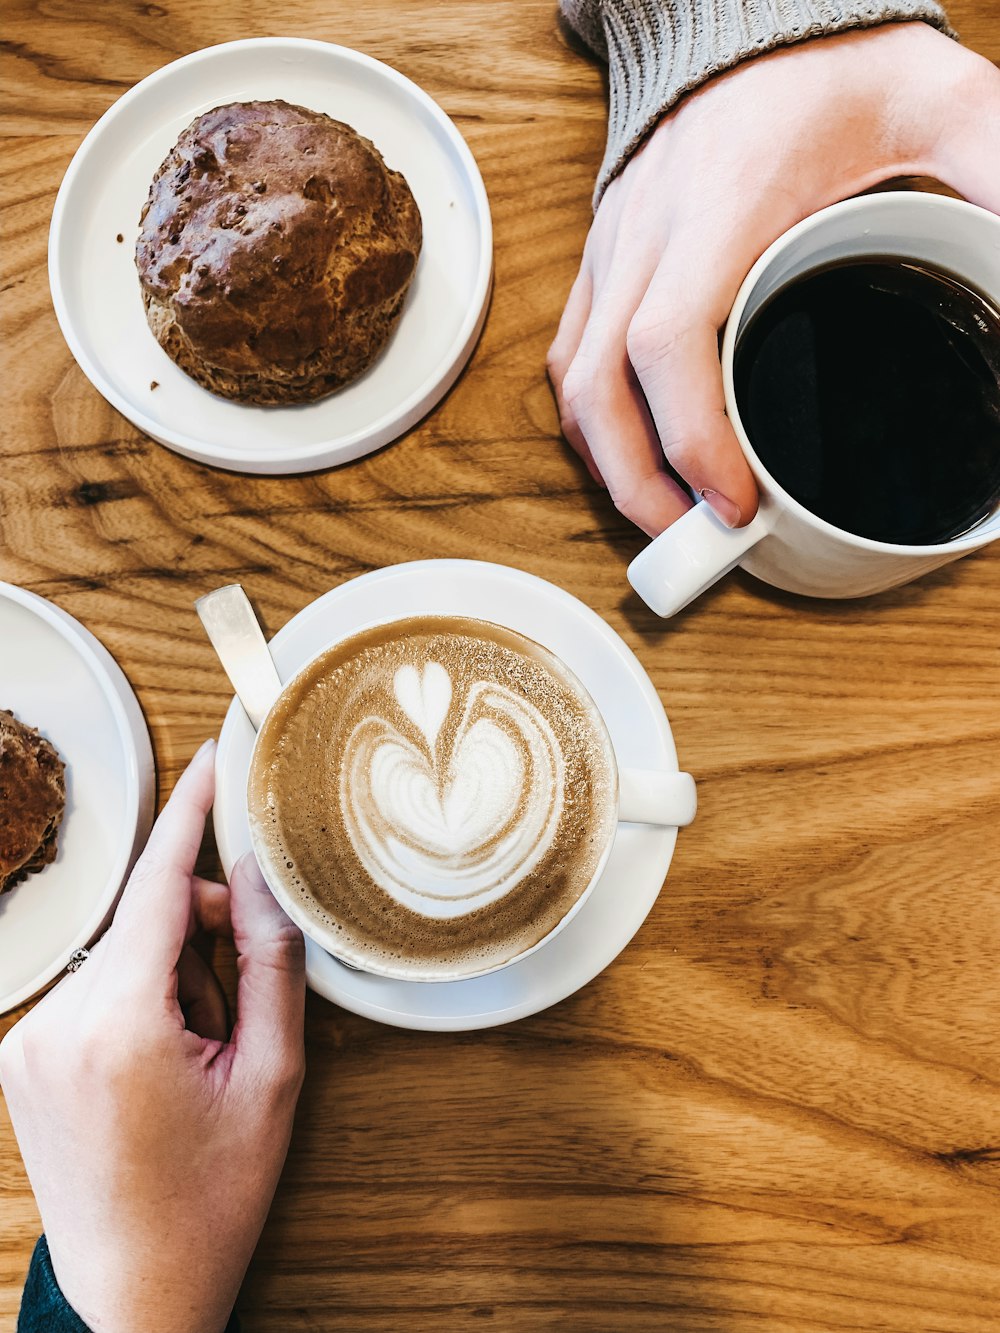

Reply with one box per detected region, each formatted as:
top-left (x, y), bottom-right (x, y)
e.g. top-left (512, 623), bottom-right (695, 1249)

top-left (628, 193), bottom-right (1000, 617)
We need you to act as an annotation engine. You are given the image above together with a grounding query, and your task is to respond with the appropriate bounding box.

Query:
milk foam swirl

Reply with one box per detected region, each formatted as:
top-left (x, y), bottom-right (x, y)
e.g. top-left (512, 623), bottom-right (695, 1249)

top-left (341, 662), bottom-right (564, 918)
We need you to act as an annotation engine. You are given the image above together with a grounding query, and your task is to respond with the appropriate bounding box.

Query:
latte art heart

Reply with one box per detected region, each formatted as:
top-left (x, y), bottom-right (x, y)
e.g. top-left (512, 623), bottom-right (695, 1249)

top-left (393, 662), bottom-right (451, 751)
top-left (342, 670), bottom-right (563, 918)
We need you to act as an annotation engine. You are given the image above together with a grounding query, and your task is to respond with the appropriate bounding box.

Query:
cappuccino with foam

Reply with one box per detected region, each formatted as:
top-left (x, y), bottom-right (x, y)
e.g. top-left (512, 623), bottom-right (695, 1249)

top-left (248, 616), bottom-right (618, 979)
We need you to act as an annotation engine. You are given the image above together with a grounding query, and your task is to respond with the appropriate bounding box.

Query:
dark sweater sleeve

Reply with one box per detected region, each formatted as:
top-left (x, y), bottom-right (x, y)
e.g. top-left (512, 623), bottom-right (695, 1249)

top-left (18, 1236), bottom-right (89, 1333)
top-left (559, 0), bottom-right (955, 204)
top-left (18, 1234), bottom-right (243, 1333)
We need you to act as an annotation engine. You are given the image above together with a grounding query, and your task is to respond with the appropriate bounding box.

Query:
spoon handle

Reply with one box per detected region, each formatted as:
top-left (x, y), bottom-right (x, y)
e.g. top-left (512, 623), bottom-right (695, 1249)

top-left (195, 584), bottom-right (283, 731)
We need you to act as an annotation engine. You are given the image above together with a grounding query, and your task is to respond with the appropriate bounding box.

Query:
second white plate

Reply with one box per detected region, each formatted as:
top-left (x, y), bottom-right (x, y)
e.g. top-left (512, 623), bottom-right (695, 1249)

top-left (48, 38), bottom-right (493, 474)
top-left (0, 584), bottom-right (155, 1015)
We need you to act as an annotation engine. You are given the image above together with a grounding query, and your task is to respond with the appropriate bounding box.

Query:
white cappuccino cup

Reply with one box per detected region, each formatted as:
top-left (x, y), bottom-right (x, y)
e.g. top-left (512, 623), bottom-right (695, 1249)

top-left (247, 614), bottom-right (696, 983)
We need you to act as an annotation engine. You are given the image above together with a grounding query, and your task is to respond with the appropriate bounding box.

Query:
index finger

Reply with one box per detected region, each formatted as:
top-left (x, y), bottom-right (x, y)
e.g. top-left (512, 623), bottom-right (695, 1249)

top-left (103, 740), bottom-right (217, 983)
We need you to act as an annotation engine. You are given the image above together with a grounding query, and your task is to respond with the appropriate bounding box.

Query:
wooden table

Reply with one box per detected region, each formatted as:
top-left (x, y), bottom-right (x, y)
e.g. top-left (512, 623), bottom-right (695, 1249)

top-left (3, 2), bottom-right (999, 1328)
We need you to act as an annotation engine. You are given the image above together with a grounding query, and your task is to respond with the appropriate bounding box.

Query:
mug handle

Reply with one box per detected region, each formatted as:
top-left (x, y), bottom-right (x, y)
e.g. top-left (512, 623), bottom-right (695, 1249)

top-left (619, 769), bottom-right (697, 827)
top-left (627, 501), bottom-right (772, 617)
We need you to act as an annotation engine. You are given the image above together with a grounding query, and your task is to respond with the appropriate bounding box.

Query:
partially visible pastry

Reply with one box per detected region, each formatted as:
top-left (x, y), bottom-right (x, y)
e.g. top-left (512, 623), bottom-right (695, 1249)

top-left (0, 710), bottom-right (66, 894)
top-left (135, 100), bottom-right (422, 405)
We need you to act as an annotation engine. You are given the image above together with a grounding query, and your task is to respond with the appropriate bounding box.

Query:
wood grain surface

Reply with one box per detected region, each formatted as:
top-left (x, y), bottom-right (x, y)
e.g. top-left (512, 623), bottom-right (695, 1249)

top-left (2, 2), bottom-right (999, 1329)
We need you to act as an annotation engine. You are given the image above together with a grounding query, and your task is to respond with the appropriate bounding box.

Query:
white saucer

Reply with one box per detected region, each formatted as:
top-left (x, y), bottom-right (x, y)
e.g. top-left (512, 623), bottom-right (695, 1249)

top-left (48, 38), bottom-right (493, 474)
top-left (0, 584), bottom-right (155, 1014)
top-left (214, 561), bottom-right (687, 1031)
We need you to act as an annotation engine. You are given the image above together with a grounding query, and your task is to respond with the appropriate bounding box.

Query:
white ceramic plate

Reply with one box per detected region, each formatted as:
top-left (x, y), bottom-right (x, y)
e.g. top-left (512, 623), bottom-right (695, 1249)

top-left (48, 38), bottom-right (493, 474)
top-left (214, 561), bottom-right (689, 1030)
top-left (0, 584), bottom-right (155, 1014)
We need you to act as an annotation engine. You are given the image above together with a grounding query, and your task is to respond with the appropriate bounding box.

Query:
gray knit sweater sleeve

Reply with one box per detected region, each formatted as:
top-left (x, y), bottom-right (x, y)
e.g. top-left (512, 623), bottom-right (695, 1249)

top-left (560, 0), bottom-right (955, 203)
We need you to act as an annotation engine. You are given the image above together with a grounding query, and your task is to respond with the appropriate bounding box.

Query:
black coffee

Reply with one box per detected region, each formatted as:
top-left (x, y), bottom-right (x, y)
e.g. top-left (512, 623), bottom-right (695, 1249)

top-left (733, 258), bottom-right (1000, 544)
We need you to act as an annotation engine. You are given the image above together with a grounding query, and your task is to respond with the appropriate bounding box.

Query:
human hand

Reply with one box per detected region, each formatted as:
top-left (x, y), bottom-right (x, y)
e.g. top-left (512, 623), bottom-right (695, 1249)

top-left (547, 21), bottom-right (1000, 536)
top-left (0, 740), bottom-right (306, 1333)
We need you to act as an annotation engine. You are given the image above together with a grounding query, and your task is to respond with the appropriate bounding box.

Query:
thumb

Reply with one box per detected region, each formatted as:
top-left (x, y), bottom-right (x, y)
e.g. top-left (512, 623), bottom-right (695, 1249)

top-left (228, 852), bottom-right (306, 1097)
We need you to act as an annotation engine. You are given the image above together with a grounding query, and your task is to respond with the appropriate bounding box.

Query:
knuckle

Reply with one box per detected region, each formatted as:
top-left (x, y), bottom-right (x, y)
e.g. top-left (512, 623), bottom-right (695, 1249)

top-left (282, 1046), bottom-right (307, 1096)
top-left (940, 42), bottom-right (997, 112)
top-left (560, 363), bottom-right (599, 419)
top-left (268, 921), bottom-right (306, 973)
top-left (626, 309), bottom-right (685, 374)
top-left (607, 475), bottom-right (647, 524)
top-left (264, 1044), bottom-right (306, 1107)
top-left (74, 1001), bottom-right (141, 1079)
top-left (558, 411), bottom-right (581, 447)
top-left (553, 392), bottom-right (581, 439)
top-left (624, 314), bottom-right (658, 369)
top-left (545, 340), bottom-right (566, 385)
top-left (242, 925), bottom-right (307, 991)
top-left (661, 411), bottom-right (724, 475)
top-left (661, 428), bottom-right (703, 475)
top-left (74, 1013), bottom-right (114, 1071)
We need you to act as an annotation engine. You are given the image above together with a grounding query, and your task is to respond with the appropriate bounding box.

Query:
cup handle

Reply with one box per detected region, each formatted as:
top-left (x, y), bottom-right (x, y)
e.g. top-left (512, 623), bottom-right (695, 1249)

top-left (627, 501), bottom-right (772, 617)
top-left (619, 769), bottom-right (697, 827)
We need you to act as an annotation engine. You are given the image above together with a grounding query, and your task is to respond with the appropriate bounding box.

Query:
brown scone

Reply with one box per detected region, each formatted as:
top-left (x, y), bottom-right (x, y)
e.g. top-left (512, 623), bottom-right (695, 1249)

top-left (135, 100), bottom-right (422, 405)
top-left (0, 710), bottom-right (67, 895)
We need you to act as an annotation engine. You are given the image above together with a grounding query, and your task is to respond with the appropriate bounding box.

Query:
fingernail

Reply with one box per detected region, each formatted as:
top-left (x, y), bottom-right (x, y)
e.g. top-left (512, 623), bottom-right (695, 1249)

top-left (194, 738), bottom-right (217, 759)
top-left (699, 488), bottom-right (742, 528)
